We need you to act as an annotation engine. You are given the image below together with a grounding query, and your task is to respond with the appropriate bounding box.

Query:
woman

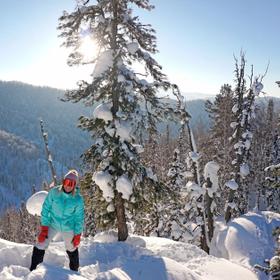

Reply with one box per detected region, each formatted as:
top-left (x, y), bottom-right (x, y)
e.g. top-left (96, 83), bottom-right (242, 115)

top-left (30, 169), bottom-right (84, 271)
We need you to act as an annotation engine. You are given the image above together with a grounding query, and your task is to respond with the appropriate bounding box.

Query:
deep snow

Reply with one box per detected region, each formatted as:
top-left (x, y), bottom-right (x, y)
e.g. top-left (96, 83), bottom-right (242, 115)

top-left (211, 211), bottom-right (280, 280)
top-left (0, 231), bottom-right (258, 280)
top-left (1, 191), bottom-right (279, 280)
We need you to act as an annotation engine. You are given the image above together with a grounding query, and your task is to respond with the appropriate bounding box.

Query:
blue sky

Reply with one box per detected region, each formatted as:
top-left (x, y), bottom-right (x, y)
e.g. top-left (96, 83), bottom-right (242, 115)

top-left (0, 0), bottom-right (279, 99)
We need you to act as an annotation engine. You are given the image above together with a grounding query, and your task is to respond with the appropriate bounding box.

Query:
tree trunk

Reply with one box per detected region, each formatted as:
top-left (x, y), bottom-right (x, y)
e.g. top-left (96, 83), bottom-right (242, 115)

top-left (186, 122), bottom-right (209, 253)
top-left (40, 119), bottom-right (57, 185)
top-left (205, 178), bottom-right (214, 243)
top-left (200, 215), bottom-right (209, 254)
top-left (115, 192), bottom-right (128, 241)
top-left (110, 0), bottom-right (128, 242)
top-left (225, 188), bottom-right (235, 223)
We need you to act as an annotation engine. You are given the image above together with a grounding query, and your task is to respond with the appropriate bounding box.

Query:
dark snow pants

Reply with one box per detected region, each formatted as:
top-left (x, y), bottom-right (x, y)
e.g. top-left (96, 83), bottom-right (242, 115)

top-left (30, 246), bottom-right (45, 271)
top-left (30, 246), bottom-right (79, 271)
top-left (67, 248), bottom-right (79, 271)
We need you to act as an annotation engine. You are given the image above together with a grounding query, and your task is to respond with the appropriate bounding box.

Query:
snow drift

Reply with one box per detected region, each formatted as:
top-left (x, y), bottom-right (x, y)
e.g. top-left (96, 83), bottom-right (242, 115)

top-left (0, 230), bottom-right (257, 280)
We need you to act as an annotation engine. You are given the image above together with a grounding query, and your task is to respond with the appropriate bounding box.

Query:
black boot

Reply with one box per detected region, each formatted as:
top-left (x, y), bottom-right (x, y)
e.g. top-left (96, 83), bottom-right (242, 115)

top-left (30, 246), bottom-right (45, 271)
top-left (66, 249), bottom-right (79, 271)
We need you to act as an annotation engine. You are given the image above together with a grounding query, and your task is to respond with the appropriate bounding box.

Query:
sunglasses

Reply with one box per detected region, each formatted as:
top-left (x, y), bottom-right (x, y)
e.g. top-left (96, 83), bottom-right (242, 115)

top-left (63, 179), bottom-right (76, 188)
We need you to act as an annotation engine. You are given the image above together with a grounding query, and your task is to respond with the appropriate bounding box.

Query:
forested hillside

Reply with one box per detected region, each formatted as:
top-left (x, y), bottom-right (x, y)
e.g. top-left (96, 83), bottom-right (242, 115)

top-left (0, 80), bottom-right (278, 215)
top-left (0, 81), bottom-right (91, 210)
top-left (0, 81), bottom-right (208, 212)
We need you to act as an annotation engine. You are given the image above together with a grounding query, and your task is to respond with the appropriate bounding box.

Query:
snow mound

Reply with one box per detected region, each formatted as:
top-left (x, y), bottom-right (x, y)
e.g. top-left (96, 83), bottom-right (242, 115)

top-left (26, 191), bottom-right (48, 216)
top-left (211, 211), bottom-right (280, 279)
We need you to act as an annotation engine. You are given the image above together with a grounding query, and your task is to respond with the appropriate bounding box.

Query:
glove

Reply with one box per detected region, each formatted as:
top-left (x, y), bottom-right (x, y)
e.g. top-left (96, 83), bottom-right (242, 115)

top-left (38, 226), bottom-right (49, 243)
top-left (72, 234), bottom-right (81, 247)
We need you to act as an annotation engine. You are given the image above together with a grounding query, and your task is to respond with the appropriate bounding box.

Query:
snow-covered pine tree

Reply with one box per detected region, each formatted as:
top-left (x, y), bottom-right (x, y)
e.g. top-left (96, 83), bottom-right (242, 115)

top-left (156, 124), bottom-right (175, 182)
top-left (161, 123), bottom-right (174, 170)
top-left (250, 99), bottom-right (279, 210)
top-left (184, 148), bottom-right (221, 253)
top-left (141, 126), bottom-right (176, 183)
top-left (18, 202), bottom-right (40, 243)
top-left (177, 103), bottom-right (192, 166)
top-left (203, 84), bottom-right (234, 213)
top-left (184, 125), bottom-right (219, 252)
top-left (267, 110), bottom-right (280, 193)
top-left (155, 148), bottom-right (186, 240)
top-left (141, 129), bottom-right (158, 174)
top-left (0, 204), bottom-right (39, 243)
top-left (165, 94), bottom-right (211, 252)
top-left (58, 0), bottom-right (180, 241)
top-left (0, 208), bottom-right (16, 242)
top-left (263, 128), bottom-right (280, 212)
top-left (151, 96), bottom-right (194, 242)
top-left (80, 172), bottom-right (97, 237)
top-left (204, 85), bottom-right (234, 182)
top-left (183, 124), bottom-right (205, 245)
top-left (167, 149), bottom-right (185, 193)
top-left (203, 161), bottom-right (220, 245)
top-left (250, 105), bottom-right (270, 210)
top-left (224, 53), bottom-right (264, 223)
top-left (272, 111), bottom-right (280, 167)
top-left (167, 105), bottom-right (191, 186)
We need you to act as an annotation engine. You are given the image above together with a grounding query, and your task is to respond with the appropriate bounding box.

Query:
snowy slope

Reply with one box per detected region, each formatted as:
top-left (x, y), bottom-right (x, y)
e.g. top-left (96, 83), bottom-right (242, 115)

top-left (0, 231), bottom-right (257, 280)
top-left (211, 211), bottom-right (280, 280)
top-left (1, 193), bottom-right (277, 280)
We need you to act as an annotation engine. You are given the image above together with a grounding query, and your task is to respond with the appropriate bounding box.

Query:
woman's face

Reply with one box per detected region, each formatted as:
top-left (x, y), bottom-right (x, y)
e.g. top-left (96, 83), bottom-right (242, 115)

top-left (63, 179), bottom-right (76, 193)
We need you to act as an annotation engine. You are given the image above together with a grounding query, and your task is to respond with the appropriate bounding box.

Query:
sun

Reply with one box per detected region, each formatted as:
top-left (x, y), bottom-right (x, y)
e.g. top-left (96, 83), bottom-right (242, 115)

top-left (79, 35), bottom-right (98, 62)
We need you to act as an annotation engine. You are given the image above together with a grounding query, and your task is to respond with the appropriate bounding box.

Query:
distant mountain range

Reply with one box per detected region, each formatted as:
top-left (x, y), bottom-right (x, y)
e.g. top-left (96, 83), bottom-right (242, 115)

top-left (182, 92), bottom-right (215, 101)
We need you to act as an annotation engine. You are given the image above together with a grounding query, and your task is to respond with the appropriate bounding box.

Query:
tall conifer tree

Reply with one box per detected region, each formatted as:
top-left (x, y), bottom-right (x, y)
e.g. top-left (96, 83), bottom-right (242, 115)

top-left (204, 84), bottom-right (234, 213)
top-left (58, 0), bottom-right (180, 240)
top-left (224, 54), bottom-right (264, 223)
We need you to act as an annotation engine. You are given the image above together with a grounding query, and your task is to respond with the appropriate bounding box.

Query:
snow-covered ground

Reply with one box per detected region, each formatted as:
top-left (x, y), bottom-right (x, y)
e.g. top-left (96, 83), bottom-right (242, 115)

top-left (0, 211), bottom-right (279, 280)
top-left (0, 232), bottom-right (257, 280)
top-left (211, 211), bottom-right (280, 280)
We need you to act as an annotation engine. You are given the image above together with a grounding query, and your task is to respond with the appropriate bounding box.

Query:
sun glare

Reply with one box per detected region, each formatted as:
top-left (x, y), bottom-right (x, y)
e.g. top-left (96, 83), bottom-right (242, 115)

top-left (79, 36), bottom-right (98, 62)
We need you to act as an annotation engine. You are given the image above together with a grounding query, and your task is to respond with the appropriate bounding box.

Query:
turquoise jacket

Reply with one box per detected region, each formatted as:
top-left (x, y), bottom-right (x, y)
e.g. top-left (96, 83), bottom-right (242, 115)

top-left (41, 185), bottom-right (84, 234)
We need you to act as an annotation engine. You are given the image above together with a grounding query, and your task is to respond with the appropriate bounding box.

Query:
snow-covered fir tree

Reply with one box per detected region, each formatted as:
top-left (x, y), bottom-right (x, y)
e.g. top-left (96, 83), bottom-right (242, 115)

top-left (167, 149), bottom-right (185, 192)
top-left (155, 148), bottom-right (188, 241)
top-left (250, 105), bottom-right (270, 210)
top-left (224, 54), bottom-right (264, 223)
top-left (263, 101), bottom-right (280, 211)
top-left (203, 84), bottom-right (234, 213)
top-left (140, 127), bottom-right (176, 183)
top-left (183, 125), bottom-right (205, 246)
top-left (250, 99), bottom-right (280, 211)
top-left (0, 203), bottom-right (39, 243)
top-left (150, 95), bottom-right (194, 243)
top-left (140, 129), bottom-right (158, 174)
top-left (204, 85), bottom-right (234, 182)
top-left (167, 98), bottom-right (191, 190)
top-left (165, 95), bottom-right (211, 252)
top-left (58, 0), bottom-right (181, 241)
top-left (203, 161), bottom-right (220, 245)
top-left (184, 132), bottom-right (220, 252)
